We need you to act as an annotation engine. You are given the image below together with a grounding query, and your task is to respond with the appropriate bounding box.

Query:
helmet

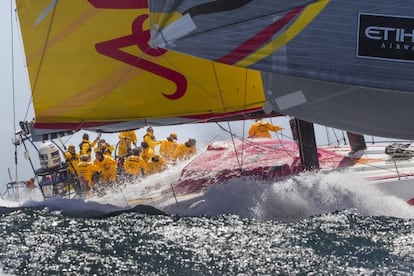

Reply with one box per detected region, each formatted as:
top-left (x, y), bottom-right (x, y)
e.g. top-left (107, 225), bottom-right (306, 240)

top-left (81, 154), bottom-right (88, 161)
top-left (83, 133), bottom-right (89, 140)
top-left (147, 126), bottom-right (154, 132)
top-left (170, 133), bottom-right (177, 140)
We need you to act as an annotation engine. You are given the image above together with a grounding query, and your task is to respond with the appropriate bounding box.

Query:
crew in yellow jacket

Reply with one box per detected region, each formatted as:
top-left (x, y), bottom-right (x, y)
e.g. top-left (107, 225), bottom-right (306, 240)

top-left (143, 127), bottom-right (160, 150)
top-left (146, 155), bottom-right (167, 175)
top-left (140, 141), bottom-right (155, 162)
top-left (173, 138), bottom-right (197, 162)
top-left (64, 144), bottom-right (80, 175)
top-left (124, 148), bottom-right (147, 177)
top-left (77, 155), bottom-right (102, 189)
top-left (248, 119), bottom-right (282, 138)
top-left (93, 151), bottom-right (117, 183)
top-left (117, 130), bottom-right (137, 158)
top-left (159, 133), bottom-right (178, 163)
top-left (95, 139), bottom-right (115, 157)
top-left (79, 133), bottom-right (98, 162)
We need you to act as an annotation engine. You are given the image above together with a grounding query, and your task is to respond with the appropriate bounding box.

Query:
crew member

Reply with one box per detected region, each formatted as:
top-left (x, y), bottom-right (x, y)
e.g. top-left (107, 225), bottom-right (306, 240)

top-left (64, 144), bottom-right (80, 175)
top-left (140, 141), bottom-right (155, 162)
top-left (248, 119), bottom-right (282, 138)
top-left (77, 154), bottom-right (102, 191)
top-left (79, 133), bottom-right (99, 162)
top-left (124, 147), bottom-right (147, 177)
top-left (95, 139), bottom-right (115, 157)
top-left (117, 130), bottom-right (137, 158)
top-left (143, 127), bottom-right (160, 151)
top-left (159, 133), bottom-right (178, 163)
top-left (173, 138), bottom-right (197, 162)
top-left (146, 155), bottom-right (167, 175)
top-left (93, 151), bottom-right (117, 184)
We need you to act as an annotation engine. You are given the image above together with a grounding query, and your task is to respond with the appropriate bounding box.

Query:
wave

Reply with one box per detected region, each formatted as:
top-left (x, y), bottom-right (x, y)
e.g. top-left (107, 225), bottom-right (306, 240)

top-left (163, 171), bottom-right (414, 221)
top-left (1, 168), bottom-right (413, 221)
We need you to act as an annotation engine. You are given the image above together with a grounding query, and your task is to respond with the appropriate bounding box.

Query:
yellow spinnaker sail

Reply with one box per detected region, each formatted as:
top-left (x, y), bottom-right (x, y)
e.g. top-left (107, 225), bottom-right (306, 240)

top-left (16, 0), bottom-right (266, 131)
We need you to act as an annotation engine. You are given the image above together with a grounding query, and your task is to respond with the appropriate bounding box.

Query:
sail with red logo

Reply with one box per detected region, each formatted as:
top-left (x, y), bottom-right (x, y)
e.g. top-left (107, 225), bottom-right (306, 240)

top-left (16, 0), bottom-right (276, 141)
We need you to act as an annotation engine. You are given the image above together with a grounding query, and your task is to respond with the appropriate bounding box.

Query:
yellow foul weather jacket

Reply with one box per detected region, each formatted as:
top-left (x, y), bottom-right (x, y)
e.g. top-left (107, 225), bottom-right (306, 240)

top-left (77, 161), bottom-right (102, 188)
top-left (117, 131), bottom-right (137, 157)
top-left (141, 147), bottom-right (155, 162)
top-left (79, 139), bottom-right (97, 162)
top-left (159, 139), bottom-right (178, 162)
top-left (143, 132), bottom-right (160, 150)
top-left (64, 151), bottom-right (80, 175)
top-left (146, 157), bottom-right (167, 175)
top-left (93, 156), bottom-right (117, 182)
top-left (124, 155), bottom-right (147, 176)
top-left (173, 144), bottom-right (197, 162)
top-left (248, 121), bottom-right (282, 138)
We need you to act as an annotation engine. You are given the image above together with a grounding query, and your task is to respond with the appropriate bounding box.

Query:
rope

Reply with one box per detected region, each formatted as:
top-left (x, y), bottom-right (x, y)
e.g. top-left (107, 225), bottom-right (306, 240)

top-left (10, 0), bottom-right (19, 201)
top-left (211, 62), bottom-right (244, 173)
top-left (30, 1), bottom-right (57, 109)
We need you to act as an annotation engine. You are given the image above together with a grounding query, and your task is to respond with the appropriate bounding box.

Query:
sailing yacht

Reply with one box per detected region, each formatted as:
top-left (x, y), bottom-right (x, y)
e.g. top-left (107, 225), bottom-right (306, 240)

top-left (6, 0), bottom-right (414, 208)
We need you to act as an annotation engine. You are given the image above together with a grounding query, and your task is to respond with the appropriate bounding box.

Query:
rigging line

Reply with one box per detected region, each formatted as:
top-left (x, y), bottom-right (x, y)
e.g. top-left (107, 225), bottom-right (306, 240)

top-left (30, 0), bottom-right (58, 105)
top-left (13, 8), bottom-right (34, 123)
top-left (87, 52), bottom-right (147, 114)
top-left (10, 0), bottom-right (19, 192)
top-left (292, 127), bottom-right (403, 173)
top-left (160, 53), bottom-right (224, 101)
top-left (10, 0), bottom-right (21, 201)
top-left (216, 122), bottom-right (299, 159)
top-left (332, 128), bottom-right (340, 145)
top-left (10, 0), bottom-right (16, 138)
top-left (157, 52), bottom-right (256, 111)
top-left (239, 67), bottom-right (250, 169)
top-left (211, 62), bottom-right (244, 173)
top-left (221, 121), bottom-right (409, 175)
top-left (76, 47), bottom-right (151, 132)
top-left (341, 130), bottom-right (347, 145)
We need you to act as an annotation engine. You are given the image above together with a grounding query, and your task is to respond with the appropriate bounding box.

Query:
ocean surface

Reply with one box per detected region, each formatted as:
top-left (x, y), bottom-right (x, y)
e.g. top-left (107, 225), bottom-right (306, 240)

top-left (1, 168), bottom-right (414, 275)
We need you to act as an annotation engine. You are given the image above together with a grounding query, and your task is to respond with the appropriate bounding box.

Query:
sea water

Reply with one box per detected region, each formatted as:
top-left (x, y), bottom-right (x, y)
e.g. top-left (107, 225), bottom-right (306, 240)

top-left (0, 170), bottom-right (413, 275)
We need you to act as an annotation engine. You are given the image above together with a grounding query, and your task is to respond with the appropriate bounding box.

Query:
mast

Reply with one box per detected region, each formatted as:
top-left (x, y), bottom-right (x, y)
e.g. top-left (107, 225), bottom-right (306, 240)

top-left (290, 118), bottom-right (319, 170)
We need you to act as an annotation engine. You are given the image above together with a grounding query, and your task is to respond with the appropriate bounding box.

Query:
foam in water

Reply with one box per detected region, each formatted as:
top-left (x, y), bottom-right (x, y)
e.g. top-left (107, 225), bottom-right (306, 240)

top-left (1, 167), bottom-right (414, 221)
top-left (163, 170), bottom-right (414, 221)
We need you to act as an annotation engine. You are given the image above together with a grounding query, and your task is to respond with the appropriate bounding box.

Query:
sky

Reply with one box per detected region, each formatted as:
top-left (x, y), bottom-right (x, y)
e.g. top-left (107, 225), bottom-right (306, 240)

top-left (0, 1), bottom-right (360, 190)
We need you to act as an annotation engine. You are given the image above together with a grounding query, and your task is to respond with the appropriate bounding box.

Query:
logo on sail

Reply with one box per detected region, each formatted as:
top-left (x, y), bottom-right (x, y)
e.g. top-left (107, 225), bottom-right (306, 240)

top-left (91, 0), bottom-right (188, 100)
top-left (358, 13), bottom-right (414, 61)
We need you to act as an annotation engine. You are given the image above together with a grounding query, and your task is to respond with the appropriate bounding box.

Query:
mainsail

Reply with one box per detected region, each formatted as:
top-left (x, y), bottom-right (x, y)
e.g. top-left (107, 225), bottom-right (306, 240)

top-left (15, 0), bottom-right (272, 141)
top-left (149, 0), bottom-right (414, 139)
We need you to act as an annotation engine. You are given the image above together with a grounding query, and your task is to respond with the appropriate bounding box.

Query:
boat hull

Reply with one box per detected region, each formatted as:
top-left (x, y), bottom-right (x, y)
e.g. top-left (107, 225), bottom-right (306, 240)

top-left (173, 139), bottom-right (414, 205)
